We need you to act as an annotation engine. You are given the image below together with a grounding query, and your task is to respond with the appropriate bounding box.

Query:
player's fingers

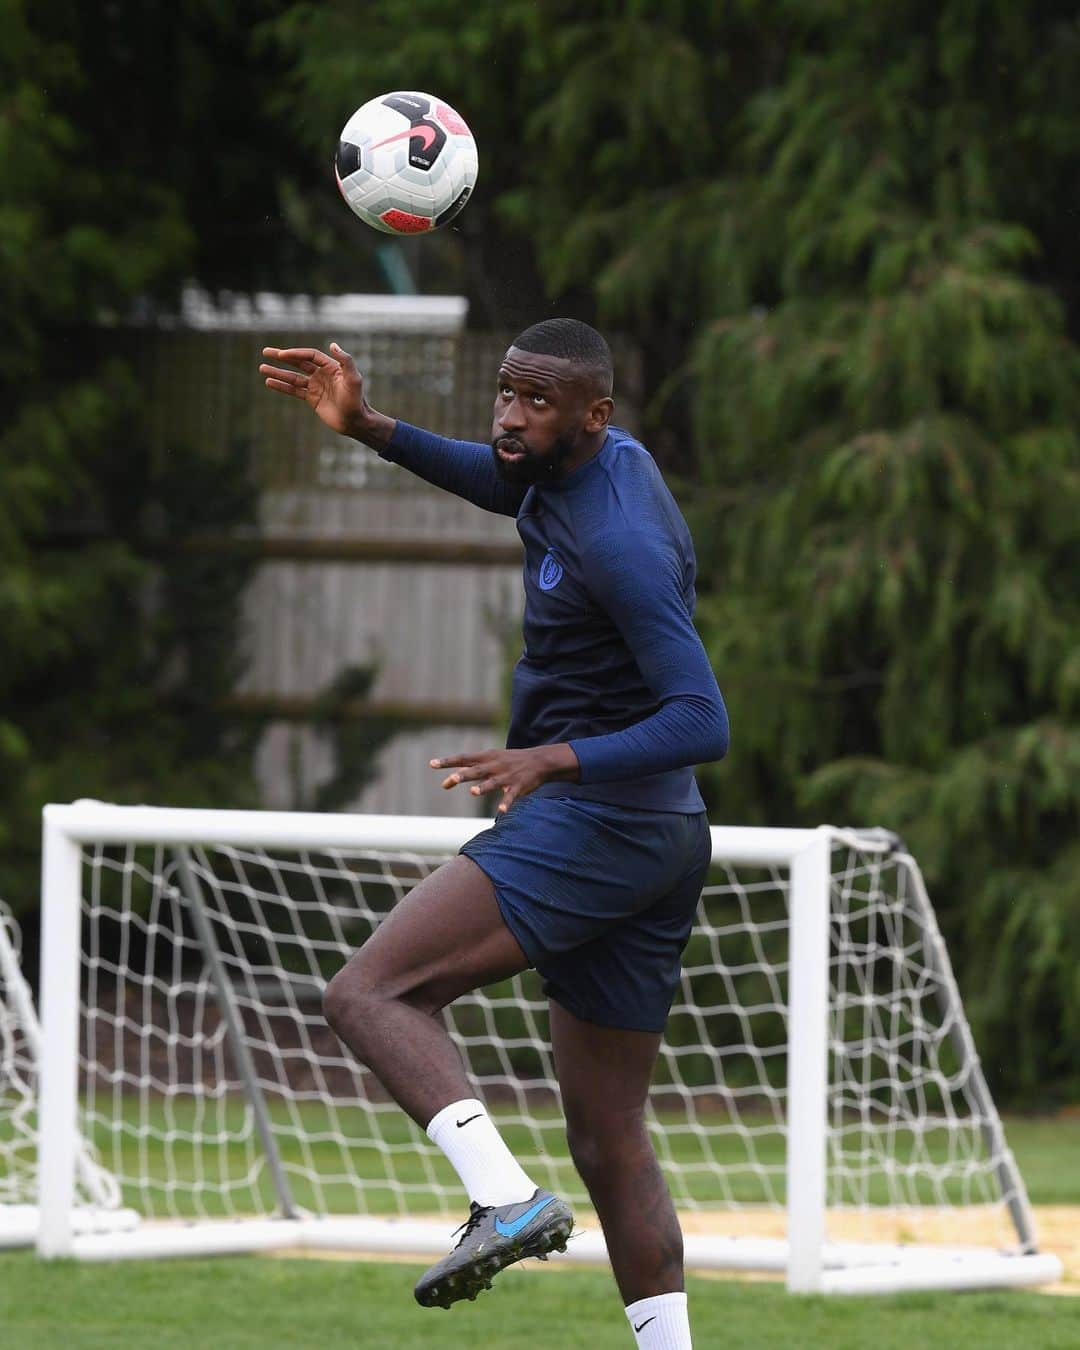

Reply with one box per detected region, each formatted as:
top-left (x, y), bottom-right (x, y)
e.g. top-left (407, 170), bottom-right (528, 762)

top-left (430, 754), bottom-right (481, 769)
top-left (259, 351), bottom-right (317, 376)
top-left (441, 763), bottom-right (492, 788)
top-left (469, 776), bottom-right (501, 795)
top-left (329, 341), bottom-right (357, 370)
top-left (259, 365), bottom-right (305, 386)
top-left (262, 346), bottom-right (339, 369)
top-left (436, 764), bottom-right (474, 788)
top-left (262, 376), bottom-right (305, 396)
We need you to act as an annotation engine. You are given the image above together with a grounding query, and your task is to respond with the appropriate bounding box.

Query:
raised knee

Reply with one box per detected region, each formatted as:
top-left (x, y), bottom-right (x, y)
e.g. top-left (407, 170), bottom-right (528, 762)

top-left (323, 961), bottom-right (442, 1040)
top-left (323, 964), bottom-right (377, 1038)
top-left (322, 969), bottom-right (348, 1037)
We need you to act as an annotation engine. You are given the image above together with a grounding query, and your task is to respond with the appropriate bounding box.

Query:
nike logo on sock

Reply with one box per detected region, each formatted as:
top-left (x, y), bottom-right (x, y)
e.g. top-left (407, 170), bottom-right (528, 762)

top-left (633, 1316), bottom-right (657, 1333)
top-left (455, 1113), bottom-right (482, 1128)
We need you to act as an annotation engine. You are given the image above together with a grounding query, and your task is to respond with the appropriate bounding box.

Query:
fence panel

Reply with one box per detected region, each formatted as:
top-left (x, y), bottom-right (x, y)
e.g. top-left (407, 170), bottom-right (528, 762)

top-left (121, 326), bottom-right (639, 814)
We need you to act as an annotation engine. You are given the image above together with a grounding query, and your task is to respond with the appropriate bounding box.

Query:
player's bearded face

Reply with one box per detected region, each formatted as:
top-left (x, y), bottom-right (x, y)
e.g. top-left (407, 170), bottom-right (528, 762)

top-left (491, 431), bottom-right (576, 484)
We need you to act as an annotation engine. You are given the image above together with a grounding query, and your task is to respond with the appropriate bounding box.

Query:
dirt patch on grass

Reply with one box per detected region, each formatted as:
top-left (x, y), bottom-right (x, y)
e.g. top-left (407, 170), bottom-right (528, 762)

top-left (679, 1205), bottom-right (1080, 1295)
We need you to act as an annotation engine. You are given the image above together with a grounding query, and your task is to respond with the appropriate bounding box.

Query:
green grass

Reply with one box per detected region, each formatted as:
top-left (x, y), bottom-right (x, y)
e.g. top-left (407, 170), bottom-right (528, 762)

top-left (999, 1116), bottom-right (1080, 1205)
top-left (0, 1250), bottom-right (1077, 1350)
top-left (43, 1101), bottom-right (1080, 1218)
top-left (3, 1115), bottom-right (1076, 1346)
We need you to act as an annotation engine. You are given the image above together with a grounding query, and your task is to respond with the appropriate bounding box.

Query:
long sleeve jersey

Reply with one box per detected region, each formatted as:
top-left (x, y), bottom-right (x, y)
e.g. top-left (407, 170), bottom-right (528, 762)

top-left (381, 421), bottom-right (729, 812)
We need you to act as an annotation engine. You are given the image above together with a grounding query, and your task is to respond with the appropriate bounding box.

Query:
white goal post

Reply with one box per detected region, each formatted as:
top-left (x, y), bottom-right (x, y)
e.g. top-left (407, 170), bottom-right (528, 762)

top-left (33, 800), bottom-right (1061, 1294)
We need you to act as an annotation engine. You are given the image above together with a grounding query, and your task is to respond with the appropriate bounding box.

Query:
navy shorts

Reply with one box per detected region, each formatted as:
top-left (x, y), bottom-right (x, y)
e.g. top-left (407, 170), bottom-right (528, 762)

top-left (460, 795), bottom-right (711, 1033)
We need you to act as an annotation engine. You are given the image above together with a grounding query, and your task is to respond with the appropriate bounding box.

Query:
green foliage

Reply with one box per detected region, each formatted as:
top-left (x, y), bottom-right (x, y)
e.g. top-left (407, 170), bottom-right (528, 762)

top-left (0, 390), bottom-right (264, 911)
top-left (679, 13), bottom-right (1080, 1102)
top-left (271, 2), bottom-right (1080, 1101)
top-left (0, 2), bottom-right (309, 916)
top-left (0, 1), bottom-right (414, 930)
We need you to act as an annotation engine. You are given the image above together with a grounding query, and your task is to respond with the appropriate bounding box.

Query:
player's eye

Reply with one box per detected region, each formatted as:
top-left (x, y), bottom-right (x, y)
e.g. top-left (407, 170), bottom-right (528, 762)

top-left (530, 393), bottom-right (547, 406)
top-left (498, 384), bottom-right (513, 397)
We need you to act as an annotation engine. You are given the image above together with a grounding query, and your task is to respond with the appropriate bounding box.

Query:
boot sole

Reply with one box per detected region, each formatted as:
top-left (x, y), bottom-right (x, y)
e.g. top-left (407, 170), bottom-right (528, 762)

top-left (415, 1215), bottom-right (574, 1310)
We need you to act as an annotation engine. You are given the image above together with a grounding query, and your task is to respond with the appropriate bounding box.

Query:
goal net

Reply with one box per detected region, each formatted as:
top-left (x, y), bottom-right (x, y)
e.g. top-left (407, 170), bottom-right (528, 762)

top-left (34, 802), bottom-right (1060, 1293)
top-left (0, 900), bottom-right (132, 1246)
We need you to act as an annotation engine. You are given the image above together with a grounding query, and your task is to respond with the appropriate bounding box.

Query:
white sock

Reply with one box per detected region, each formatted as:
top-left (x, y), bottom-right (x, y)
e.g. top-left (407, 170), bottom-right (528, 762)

top-left (625, 1292), bottom-right (692, 1349)
top-left (425, 1098), bottom-right (537, 1208)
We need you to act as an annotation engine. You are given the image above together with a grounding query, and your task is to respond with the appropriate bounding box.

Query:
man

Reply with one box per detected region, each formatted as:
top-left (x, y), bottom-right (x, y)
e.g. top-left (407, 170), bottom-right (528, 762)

top-left (259, 319), bottom-right (728, 1350)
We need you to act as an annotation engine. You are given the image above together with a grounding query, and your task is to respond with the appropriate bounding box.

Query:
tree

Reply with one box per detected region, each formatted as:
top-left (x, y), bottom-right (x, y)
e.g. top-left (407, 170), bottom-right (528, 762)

top-left (270, 1), bottom-right (1080, 1098)
top-left (681, 5), bottom-right (1080, 1102)
top-left (1, 5), bottom-right (195, 910)
top-left (2, 0), bottom-right (412, 942)
top-left (0, 0), bottom-right (337, 919)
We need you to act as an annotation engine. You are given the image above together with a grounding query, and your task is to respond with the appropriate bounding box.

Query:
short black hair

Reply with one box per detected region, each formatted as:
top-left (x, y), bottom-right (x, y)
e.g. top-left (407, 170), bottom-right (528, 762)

top-left (511, 317), bottom-right (613, 396)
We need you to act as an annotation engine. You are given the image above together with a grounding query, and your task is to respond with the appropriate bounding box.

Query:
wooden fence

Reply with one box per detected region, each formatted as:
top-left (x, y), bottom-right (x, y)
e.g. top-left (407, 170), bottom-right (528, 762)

top-left (129, 326), bottom-right (640, 816)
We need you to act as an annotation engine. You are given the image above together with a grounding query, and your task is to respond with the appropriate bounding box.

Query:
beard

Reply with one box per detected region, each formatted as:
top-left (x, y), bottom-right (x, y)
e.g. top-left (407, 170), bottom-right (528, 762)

top-left (491, 432), bottom-right (575, 484)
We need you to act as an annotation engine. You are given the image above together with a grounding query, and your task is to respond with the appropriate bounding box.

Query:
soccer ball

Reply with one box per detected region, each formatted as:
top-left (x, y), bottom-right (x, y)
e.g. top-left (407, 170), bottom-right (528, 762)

top-left (335, 91), bottom-right (478, 236)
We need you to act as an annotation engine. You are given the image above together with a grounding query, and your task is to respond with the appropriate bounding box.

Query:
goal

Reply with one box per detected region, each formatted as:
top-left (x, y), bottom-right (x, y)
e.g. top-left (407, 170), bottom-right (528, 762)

top-left (34, 801), bottom-right (1061, 1293)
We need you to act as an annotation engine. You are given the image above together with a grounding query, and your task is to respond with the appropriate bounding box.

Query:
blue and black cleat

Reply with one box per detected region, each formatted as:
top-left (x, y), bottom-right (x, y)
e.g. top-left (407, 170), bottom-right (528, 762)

top-left (414, 1188), bottom-right (574, 1309)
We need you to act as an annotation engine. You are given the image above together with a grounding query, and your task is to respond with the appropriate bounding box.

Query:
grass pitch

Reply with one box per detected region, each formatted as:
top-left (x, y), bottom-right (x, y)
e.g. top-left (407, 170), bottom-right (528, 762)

top-left (2, 1250), bottom-right (1079, 1349)
top-left (2, 1116), bottom-right (1076, 1347)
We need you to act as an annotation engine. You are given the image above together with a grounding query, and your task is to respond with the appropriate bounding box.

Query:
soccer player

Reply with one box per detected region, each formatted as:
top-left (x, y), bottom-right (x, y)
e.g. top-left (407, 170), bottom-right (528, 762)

top-left (259, 319), bottom-right (728, 1350)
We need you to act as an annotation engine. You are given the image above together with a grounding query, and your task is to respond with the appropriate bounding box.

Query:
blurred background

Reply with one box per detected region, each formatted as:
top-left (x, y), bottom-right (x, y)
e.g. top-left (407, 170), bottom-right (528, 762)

top-left (2, 0), bottom-right (1078, 1110)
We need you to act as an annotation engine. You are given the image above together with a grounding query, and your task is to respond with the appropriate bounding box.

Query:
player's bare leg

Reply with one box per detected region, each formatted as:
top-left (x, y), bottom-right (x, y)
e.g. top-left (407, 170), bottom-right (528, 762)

top-left (322, 855), bottom-right (573, 1307)
top-left (323, 855), bottom-right (524, 1123)
top-left (551, 1001), bottom-right (693, 1347)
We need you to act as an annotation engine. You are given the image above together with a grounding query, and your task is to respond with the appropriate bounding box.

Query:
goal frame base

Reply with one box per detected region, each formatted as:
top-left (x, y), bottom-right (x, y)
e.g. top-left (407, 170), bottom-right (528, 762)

top-left (51, 1212), bottom-right (1063, 1293)
top-left (0, 1204), bottom-right (140, 1250)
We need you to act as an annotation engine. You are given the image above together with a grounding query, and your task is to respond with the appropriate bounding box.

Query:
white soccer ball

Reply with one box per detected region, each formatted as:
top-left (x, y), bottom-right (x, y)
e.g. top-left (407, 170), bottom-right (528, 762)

top-left (335, 90), bottom-right (478, 236)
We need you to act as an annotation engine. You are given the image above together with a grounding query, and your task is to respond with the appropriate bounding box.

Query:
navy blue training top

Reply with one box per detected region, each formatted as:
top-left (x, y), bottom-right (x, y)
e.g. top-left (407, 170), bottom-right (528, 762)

top-left (381, 422), bottom-right (729, 812)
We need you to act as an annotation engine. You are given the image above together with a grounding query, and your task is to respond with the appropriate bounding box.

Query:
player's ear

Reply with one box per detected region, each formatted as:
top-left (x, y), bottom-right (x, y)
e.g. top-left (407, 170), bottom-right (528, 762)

top-left (584, 397), bottom-right (614, 434)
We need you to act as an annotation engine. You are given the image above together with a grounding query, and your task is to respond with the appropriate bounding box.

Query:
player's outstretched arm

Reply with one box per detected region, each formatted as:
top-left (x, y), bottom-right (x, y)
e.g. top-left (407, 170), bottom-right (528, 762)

top-left (259, 342), bottom-right (395, 450)
top-left (261, 342), bottom-right (524, 517)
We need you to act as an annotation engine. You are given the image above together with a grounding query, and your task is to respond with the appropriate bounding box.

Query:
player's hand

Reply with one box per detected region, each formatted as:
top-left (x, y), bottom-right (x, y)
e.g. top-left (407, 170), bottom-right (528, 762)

top-left (432, 744), bottom-right (580, 813)
top-left (259, 342), bottom-right (389, 445)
